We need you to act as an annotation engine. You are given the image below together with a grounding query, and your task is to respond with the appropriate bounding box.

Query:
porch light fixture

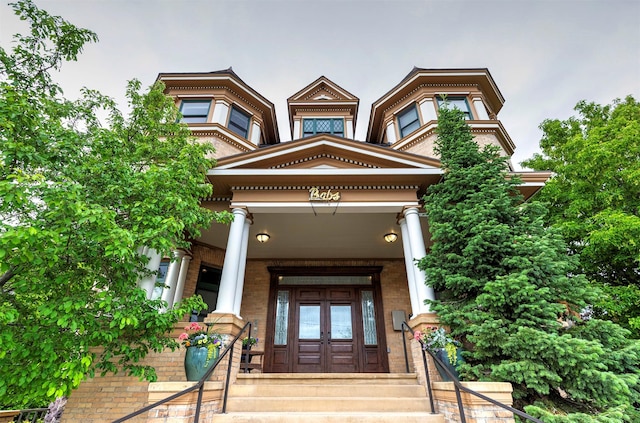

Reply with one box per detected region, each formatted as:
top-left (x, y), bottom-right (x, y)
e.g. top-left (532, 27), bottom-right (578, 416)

top-left (256, 233), bottom-right (270, 243)
top-left (384, 233), bottom-right (398, 243)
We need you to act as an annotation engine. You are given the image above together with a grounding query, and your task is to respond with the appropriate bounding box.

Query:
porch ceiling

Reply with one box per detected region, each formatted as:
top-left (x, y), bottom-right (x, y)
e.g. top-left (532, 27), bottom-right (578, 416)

top-left (196, 211), bottom-right (431, 260)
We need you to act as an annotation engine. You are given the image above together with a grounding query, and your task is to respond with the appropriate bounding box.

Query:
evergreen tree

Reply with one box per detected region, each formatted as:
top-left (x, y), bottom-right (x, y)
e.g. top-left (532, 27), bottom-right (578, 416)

top-left (418, 106), bottom-right (639, 420)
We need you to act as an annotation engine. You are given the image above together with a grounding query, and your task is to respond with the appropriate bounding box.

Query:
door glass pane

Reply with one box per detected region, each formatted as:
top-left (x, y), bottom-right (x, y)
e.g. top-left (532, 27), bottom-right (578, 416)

top-left (280, 276), bottom-right (372, 285)
top-left (361, 291), bottom-right (377, 345)
top-left (330, 305), bottom-right (352, 339)
top-left (274, 291), bottom-right (289, 345)
top-left (299, 305), bottom-right (320, 339)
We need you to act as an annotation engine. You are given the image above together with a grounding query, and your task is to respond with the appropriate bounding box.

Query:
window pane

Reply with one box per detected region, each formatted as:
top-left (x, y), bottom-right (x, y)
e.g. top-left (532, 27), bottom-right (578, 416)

top-left (332, 119), bottom-right (344, 133)
top-left (303, 119), bottom-right (314, 132)
top-left (228, 106), bottom-right (250, 137)
top-left (316, 119), bottom-right (331, 133)
top-left (398, 105), bottom-right (420, 137)
top-left (361, 291), bottom-right (377, 345)
top-left (299, 305), bottom-right (320, 339)
top-left (279, 276), bottom-right (372, 285)
top-left (331, 305), bottom-right (352, 339)
top-left (180, 100), bottom-right (210, 123)
top-left (438, 97), bottom-right (471, 119)
top-left (274, 291), bottom-right (289, 345)
top-left (152, 260), bottom-right (170, 300)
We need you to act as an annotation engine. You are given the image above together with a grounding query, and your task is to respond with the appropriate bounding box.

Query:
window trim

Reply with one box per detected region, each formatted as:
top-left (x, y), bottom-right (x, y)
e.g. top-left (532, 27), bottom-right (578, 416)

top-left (436, 96), bottom-right (473, 120)
top-left (179, 99), bottom-right (211, 123)
top-left (397, 104), bottom-right (421, 138)
top-left (228, 105), bottom-right (252, 138)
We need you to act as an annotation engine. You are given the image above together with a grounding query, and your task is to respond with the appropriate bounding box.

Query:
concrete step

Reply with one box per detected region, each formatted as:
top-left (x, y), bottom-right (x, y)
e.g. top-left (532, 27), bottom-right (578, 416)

top-left (229, 382), bottom-right (427, 397)
top-left (234, 372), bottom-right (422, 385)
top-left (225, 396), bottom-right (433, 413)
top-left (211, 411), bottom-right (445, 423)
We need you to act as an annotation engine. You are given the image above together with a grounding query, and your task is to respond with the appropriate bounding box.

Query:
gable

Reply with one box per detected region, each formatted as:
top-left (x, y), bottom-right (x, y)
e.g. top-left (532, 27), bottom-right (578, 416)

top-left (288, 76), bottom-right (358, 102)
top-left (215, 135), bottom-right (442, 171)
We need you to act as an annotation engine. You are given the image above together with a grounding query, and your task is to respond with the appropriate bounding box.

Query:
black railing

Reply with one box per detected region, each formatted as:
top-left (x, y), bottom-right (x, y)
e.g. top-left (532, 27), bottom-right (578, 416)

top-left (14, 408), bottom-right (48, 422)
top-left (401, 322), bottom-right (543, 423)
top-left (112, 321), bottom-right (253, 423)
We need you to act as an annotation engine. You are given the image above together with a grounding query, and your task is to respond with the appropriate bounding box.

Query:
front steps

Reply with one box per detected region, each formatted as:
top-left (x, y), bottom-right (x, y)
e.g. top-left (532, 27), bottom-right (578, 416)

top-left (212, 373), bottom-right (444, 422)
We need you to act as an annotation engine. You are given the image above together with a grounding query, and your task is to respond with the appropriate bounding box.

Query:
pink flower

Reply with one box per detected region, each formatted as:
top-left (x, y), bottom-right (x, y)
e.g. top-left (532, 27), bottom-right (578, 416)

top-left (178, 333), bottom-right (188, 341)
top-left (414, 331), bottom-right (422, 340)
top-left (186, 322), bottom-right (202, 331)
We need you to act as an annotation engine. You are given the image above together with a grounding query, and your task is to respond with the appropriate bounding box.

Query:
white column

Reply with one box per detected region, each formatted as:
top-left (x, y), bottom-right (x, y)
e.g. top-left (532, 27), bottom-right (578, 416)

top-left (399, 218), bottom-right (420, 317)
top-left (346, 118), bottom-right (354, 139)
top-left (385, 121), bottom-right (397, 143)
top-left (172, 255), bottom-right (192, 306)
top-left (250, 121), bottom-right (261, 145)
top-left (161, 250), bottom-right (185, 309)
top-left (404, 207), bottom-right (436, 313)
top-left (472, 97), bottom-right (490, 120)
top-left (293, 119), bottom-right (301, 140)
top-left (215, 208), bottom-right (248, 314)
top-left (233, 218), bottom-right (252, 316)
top-left (212, 100), bottom-right (230, 125)
top-left (419, 98), bottom-right (438, 122)
top-left (139, 247), bottom-right (163, 299)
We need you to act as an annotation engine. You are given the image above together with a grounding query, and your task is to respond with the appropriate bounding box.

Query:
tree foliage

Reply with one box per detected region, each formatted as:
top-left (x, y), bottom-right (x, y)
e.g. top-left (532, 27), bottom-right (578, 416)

top-left (522, 96), bottom-right (640, 336)
top-left (0, 1), bottom-right (231, 408)
top-left (418, 106), bottom-right (639, 420)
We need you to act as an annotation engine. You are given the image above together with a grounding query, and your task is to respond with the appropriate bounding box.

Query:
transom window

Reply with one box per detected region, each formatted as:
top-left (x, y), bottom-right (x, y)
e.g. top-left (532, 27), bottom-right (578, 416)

top-left (397, 104), bottom-right (421, 137)
top-left (228, 105), bottom-right (251, 138)
top-left (303, 118), bottom-right (344, 137)
top-left (437, 96), bottom-right (472, 120)
top-left (179, 100), bottom-right (211, 123)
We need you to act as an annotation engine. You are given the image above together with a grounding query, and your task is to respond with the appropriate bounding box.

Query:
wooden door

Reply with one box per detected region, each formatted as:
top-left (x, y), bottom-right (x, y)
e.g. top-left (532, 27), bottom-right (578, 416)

top-left (293, 287), bottom-right (359, 373)
top-left (265, 267), bottom-right (389, 374)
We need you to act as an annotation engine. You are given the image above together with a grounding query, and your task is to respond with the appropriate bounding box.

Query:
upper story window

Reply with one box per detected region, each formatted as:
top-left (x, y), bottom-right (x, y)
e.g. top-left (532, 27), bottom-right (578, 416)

top-left (397, 104), bottom-right (421, 138)
top-left (303, 118), bottom-right (344, 137)
top-left (228, 105), bottom-right (251, 138)
top-left (437, 96), bottom-right (472, 120)
top-left (179, 100), bottom-right (211, 123)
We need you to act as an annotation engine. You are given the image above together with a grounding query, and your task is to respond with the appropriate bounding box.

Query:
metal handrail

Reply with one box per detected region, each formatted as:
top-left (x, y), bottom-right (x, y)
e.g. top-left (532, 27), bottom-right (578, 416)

top-left (401, 322), bottom-right (543, 423)
top-left (112, 321), bottom-right (253, 423)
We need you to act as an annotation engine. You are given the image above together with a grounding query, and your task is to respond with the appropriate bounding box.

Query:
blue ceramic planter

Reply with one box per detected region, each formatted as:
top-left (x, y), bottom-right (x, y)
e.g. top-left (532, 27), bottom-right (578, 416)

top-left (184, 346), bottom-right (219, 381)
top-left (434, 348), bottom-right (463, 381)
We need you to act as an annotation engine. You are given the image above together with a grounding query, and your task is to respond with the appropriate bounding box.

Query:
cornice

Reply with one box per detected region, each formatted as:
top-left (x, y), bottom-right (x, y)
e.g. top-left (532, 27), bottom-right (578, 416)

top-left (172, 85), bottom-right (265, 117)
top-left (231, 185), bottom-right (420, 191)
top-left (190, 126), bottom-right (254, 153)
top-left (382, 83), bottom-right (481, 116)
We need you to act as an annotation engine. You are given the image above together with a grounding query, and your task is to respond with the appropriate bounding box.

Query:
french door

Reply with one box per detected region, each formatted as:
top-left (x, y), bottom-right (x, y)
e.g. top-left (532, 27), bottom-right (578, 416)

top-left (265, 267), bottom-right (388, 373)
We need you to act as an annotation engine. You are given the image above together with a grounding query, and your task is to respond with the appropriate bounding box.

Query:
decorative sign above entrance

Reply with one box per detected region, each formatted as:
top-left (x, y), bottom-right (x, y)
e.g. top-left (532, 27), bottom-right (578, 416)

top-left (308, 187), bottom-right (341, 216)
top-left (309, 187), bottom-right (341, 202)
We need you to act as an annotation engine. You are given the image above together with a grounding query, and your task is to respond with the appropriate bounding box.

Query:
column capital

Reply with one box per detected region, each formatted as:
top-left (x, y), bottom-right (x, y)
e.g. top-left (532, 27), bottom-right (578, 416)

top-left (402, 205), bottom-right (424, 217)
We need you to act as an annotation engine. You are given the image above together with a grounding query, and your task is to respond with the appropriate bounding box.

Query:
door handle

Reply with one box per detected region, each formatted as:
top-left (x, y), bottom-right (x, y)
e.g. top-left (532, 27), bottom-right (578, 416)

top-left (320, 331), bottom-right (323, 344)
top-left (327, 331), bottom-right (331, 344)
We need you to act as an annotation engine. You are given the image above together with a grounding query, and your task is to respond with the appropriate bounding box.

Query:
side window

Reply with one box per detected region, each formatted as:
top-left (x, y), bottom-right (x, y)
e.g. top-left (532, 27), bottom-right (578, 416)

top-left (437, 96), bottom-right (472, 120)
top-left (302, 118), bottom-right (344, 137)
top-left (228, 105), bottom-right (251, 138)
top-left (179, 100), bottom-right (211, 123)
top-left (151, 259), bottom-right (170, 300)
top-left (397, 104), bottom-right (421, 137)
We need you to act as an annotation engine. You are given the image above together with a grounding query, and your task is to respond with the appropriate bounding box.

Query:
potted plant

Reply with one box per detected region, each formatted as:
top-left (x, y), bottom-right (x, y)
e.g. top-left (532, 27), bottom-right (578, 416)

top-left (178, 322), bottom-right (223, 381)
top-left (414, 326), bottom-right (462, 381)
top-left (242, 336), bottom-right (258, 349)
top-left (241, 336), bottom-right (258, 364)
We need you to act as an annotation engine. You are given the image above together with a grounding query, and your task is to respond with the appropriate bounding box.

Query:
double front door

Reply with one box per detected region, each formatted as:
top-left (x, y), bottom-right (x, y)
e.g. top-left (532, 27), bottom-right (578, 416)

top-left (265, 270), bottom-right (388, 373)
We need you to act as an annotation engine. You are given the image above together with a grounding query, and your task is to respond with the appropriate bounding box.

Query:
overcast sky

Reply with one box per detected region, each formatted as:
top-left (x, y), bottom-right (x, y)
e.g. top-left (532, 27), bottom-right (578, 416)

top-left (1, 0), bottom-right (639, 170)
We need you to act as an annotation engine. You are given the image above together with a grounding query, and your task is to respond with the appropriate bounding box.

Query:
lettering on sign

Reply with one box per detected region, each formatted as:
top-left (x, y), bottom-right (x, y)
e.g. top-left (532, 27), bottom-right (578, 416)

top-left (309, 187), bottom-right (341, 202)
